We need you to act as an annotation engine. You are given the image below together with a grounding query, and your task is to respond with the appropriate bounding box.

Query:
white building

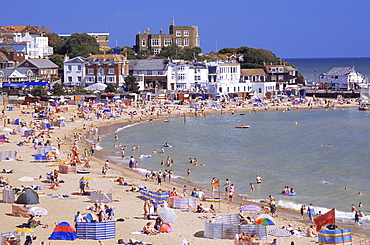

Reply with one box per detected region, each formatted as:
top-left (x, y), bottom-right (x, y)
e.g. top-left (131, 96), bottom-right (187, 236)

top-left (13, 33), bottom-right (53, 58)
top-left (167, 60), bottom-right (208, 91)
top-left (63, 56), bottom-right (87, 87)
top-left (206, 61), bottom-right (241, 95)
top-left (319, 67), bottom-right (366, 90)
top-left (240, 68), bottom-right (275, 98)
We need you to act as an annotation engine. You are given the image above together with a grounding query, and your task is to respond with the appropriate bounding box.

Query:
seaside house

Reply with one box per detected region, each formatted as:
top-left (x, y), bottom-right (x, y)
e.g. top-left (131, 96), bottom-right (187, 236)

top-left (84, 54), bottom-right (129, 89)
top-left (263, 64), bottom-right (298, 93)
top-left (129, 59), bottom-right (169, 92)
top-left (240, 68), bottom-right (275, 98)
top-left (0, 68), bottom-right (36, 88)
top-left (167, 60), bottom-right (208, 92)
top-left (319, 67), bottom-right (365, 90)
top-left (206, 61), bottom-right (241, 96)
top-left (0, 47), bottom-right (26, 69)
top-left (0, 32), bottom-right (53, 59)
top-left (17, 59), bottom-right (58, 81)
top-left (63, 56), bottom-right (87, 87)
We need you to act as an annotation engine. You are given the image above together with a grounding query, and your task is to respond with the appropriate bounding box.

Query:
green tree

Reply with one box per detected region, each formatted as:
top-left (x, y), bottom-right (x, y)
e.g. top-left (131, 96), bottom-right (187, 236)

top-left (30, 85), bottom-right (47, 97)
top-left (65, 33), bottom-right (101, 58)
top-left (123, 75), bottom-right (139, 93)
top-left (137, 49), bottom-right (151, 59)
top-left (48, 54), bottom-right (64, 68)
top-left (52, 83), bottom-right (65, 95)
top-left (44, 33), bottom-right (66, 54)
top-left (105, 83), bottom-right (116, 93)
top-left (218, 47), bottom-right (236, 54)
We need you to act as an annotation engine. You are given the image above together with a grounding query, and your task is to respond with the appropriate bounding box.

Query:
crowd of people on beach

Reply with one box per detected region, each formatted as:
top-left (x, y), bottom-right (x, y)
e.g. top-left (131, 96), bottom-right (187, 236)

top-left (1, 96), bottom-right (368, 245)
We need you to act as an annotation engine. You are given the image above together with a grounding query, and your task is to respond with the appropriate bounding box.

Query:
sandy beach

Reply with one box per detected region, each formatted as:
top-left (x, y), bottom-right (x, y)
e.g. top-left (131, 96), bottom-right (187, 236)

top-left (1, 98), bottom-right (369, 245)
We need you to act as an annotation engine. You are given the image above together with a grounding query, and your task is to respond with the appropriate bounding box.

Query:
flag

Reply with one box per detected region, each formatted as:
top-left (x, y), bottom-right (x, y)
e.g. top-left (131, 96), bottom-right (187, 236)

top-left (314, 208), bottom-right (335, 232)
top-left (211, 179), bottom-right (219, 188)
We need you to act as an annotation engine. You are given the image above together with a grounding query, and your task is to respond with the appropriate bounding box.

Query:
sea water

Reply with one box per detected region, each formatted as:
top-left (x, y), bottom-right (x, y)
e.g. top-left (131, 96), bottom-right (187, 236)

top-left (98, 108), bottom-right (370, 229)
top-left (285, 57), bottom-right (370, 82)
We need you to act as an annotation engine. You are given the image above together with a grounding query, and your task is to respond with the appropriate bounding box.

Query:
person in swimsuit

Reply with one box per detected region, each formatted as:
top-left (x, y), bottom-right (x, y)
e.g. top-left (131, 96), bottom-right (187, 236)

top-left (250, 183), bottom-right (255, 192)
top-left (256, 174), bottom-right (262, 184)
top-left (307, 203), bottom-right (315, 223)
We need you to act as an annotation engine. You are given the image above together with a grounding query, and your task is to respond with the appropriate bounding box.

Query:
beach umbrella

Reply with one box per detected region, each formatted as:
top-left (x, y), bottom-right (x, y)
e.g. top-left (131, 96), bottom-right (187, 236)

top-left (252, 214), bottom-right (276, 226)
top-left (18, 176), bottom-right (35, 182)
top-left (81, 177), bottom-right (96, 182)
top-left (14, 228), bottom-right (36, 236)
top-left (81, 212), bottom-right (99, 222)
top-left (27, 207), bottom-right (48, 216)
top-left (158, 207), bottom-right (178, 224)
top-left (268, 228), bottom-right (291, 237)
top-left (240, 205), bottom-right (261, 212)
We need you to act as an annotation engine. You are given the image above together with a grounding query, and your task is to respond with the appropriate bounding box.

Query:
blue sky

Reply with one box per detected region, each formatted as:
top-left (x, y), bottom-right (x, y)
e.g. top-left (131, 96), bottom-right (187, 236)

top-left (2, 0), bottom-right (370, 58)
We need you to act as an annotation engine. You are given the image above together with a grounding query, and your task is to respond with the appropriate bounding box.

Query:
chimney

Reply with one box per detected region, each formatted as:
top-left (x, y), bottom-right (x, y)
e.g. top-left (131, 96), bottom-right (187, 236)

top-left (63, 54), bottom-right (69, 62)
top-left (160, 28), bottom-right (162, 35)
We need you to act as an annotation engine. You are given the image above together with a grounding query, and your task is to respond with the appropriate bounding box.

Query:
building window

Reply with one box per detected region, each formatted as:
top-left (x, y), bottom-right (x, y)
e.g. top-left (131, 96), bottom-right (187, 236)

top-left (107, 77), bottom-right (115, 82)
top-left (78, 76), bottom-right (82, 82)
top-left (196, 38), bottom-right (200, 47)
top-left (184, 38), bottom-right (189, 46)
top-left (77, 65), bottom-right (81, 71)
top-left (151, 39), bottom-right (160, 46)
top-left (108, 68), bottom-right (115, 74)
top-left (68, 77), bottom-right (72, 82)
top-left (184, 30), bottom-right (189, 36)
top-left (158, 71), bottom-right (164, 75)
top-left (147, 71), bottom-right (152, 75)
top-left (142, 39), bottom-right (146, 46)
top-left (176, 38), bottom-right (182, 46)
top-left (68, 65), bottom-right (71, 71)
top-left (197, 76), bottom-right (201, 80)
top-left (153, 49), bottom-right (161, 54)
top-left (98, 68), bottom-right (104, 75)
top-left (164, 39), bottom-right (172, 46)
top-left (88, 68), bottom-right (94, 74)
top-left (176, 30), bottom-right (181, 36)
top-left (178, 74), bottom-right (185, 80)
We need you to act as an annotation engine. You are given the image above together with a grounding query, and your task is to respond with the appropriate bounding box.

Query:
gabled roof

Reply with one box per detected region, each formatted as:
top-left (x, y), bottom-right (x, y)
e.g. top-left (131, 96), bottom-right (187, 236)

top-left (0, 68), bottom-right (33, 77)
top-left (324, 67), bottom-right (354, 76)
top-left (129, 59), bottom-right (168, 71)
top-left (0, 53), bottom-right (8, 61)
top-left (65, 56), bottom-right (87, 64)
top-left (18, 59), bottom-right (58, 69)
top-left (241, 68), bottom-right (266, 76)
top-left (0, 47), bottom-right (17, 53)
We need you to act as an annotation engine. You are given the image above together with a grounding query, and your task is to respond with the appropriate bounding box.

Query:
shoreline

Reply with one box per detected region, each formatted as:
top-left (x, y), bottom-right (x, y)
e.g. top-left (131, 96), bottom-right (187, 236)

top-left (1, 99), bottom-right (369, 245)
top-left (89, 101), bottom-right (370, 238)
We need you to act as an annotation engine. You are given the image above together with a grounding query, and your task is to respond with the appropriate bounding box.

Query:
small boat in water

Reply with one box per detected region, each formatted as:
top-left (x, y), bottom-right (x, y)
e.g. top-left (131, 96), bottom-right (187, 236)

top-left (359, 102), bottom-right (369, 111)
top-left (235, 125), bottom-right (250, 128)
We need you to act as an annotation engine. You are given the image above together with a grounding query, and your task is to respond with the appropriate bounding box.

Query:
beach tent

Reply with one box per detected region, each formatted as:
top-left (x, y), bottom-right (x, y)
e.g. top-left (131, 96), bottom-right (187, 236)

top-left (0, 135), bottom-right (6, 143)
top-left (318, 229), bottom-right (352, 245)
top-left (1, 232), bottom-right (20, 245)
top-left (15, 188), bottom-right (39, 205)
top-left (14, 119), bottom-right (19, 125)
top-left (76, 221), bottom-right (115, 240)
top-left (0, 151), bottom-right (17, 160)
top-left (49, 222), bottom-right (77, 240)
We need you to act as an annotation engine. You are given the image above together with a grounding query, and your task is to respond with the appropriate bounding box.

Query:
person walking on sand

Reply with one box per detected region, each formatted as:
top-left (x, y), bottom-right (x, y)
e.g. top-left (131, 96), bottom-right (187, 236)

top-left (224, 179), bottom-right (230, 195)
top-left (300, 205), bottom-right (306, 220)
top-left (307, 203), bottom-right (315, 223)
